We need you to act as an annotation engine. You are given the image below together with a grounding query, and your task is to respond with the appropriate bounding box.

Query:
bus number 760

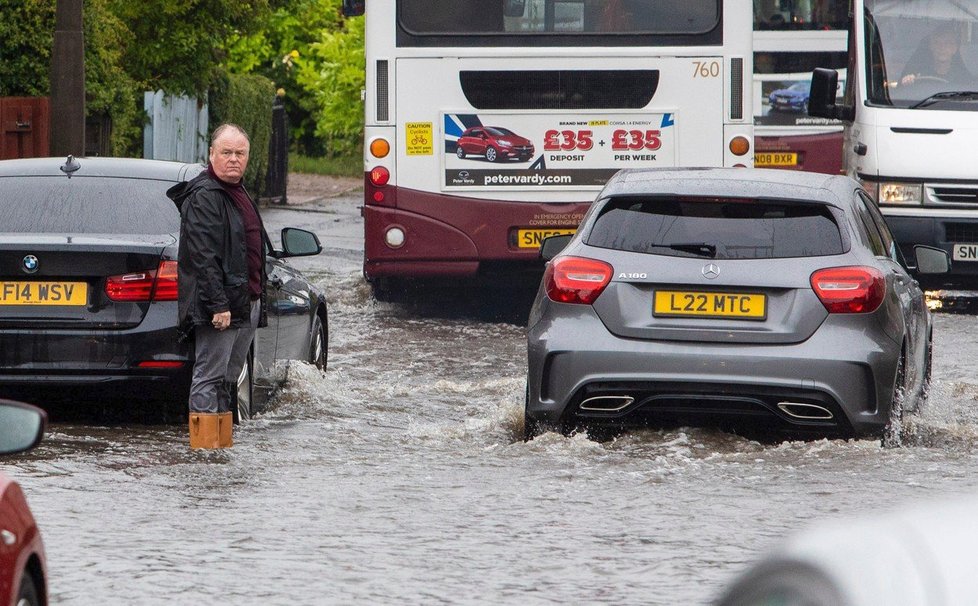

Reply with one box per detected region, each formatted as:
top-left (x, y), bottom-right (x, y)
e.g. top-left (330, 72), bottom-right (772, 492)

top-left (693, 61), bottom-right (721, 78)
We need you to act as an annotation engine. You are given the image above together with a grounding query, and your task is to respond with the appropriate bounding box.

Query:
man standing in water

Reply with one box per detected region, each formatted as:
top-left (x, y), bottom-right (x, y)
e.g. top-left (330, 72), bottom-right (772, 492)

top-left (167, 124), bottom-right (268, 449)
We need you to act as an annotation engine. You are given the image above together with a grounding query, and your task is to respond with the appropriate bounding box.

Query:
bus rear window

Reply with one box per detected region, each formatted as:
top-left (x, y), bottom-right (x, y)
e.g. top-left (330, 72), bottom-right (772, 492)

top-left (587, 197), bottom-right (844, 259)
top-left (399, 0), bottom-right (719, 36)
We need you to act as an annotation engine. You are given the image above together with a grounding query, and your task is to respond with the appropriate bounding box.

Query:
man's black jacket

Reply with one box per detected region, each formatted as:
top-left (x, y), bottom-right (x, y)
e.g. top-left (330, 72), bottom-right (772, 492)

top-left (166, 172), bottom-right (269, 339)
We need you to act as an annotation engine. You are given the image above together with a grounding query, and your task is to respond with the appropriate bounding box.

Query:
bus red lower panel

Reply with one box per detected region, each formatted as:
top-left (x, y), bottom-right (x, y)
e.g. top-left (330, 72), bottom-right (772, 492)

top-left (363, 183), bottom-right (591, 280)
top-left (755, 131), bottom-right (843, 175)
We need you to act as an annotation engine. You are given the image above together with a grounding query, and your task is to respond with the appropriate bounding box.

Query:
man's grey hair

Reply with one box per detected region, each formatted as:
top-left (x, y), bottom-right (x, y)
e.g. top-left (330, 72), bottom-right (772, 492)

top-left (210, 123), bottom-right (250, 145)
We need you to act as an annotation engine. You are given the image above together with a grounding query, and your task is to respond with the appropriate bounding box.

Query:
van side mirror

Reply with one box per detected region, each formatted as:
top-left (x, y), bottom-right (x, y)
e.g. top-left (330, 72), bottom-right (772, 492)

top-left (504, 0), bottom-right (526, 17)
top-left (540, 234), bottom-right (573, 261)
top-left (914, 245), bottom-right (950, 274)
top-left (809, 68), bottom-right (854, 122)
top-left (342, 0), bottom-right (364, 16)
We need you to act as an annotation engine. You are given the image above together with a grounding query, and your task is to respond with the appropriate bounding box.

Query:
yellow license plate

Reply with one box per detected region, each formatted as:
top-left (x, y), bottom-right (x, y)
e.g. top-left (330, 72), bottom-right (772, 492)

top-left (654, 290), bottom-right (767, 319)
top-left (0, 281), bottom-right (88, 306)
top-left (516, 228), bottom-right (576, 249)
top-left (754, 152), bottom-right (798, 167)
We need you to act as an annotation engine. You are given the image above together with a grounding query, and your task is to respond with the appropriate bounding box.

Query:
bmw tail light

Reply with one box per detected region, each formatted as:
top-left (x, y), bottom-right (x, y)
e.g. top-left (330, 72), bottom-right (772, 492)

top-left (545, 256), bottom-right (613, 305)
top-left (810, 266), bottom-right (885, 313)
top-left (105, 260), bottom-right (178, 302)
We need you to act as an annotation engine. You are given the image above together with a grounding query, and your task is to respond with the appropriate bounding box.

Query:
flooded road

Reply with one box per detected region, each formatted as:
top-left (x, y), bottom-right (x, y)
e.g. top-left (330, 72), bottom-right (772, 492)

top-left (6, 194), bottom-right (978, 605)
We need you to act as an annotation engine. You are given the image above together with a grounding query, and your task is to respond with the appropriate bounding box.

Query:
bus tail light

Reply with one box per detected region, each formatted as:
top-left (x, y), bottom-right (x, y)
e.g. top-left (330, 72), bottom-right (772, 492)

top-left (370, 166), bottom-right (390, 186)
top-left (369, 138), bottom-right (390, 158)
top-left (810, 266), bottom-right (885, 313)
top-left (545, 256), bottom-right (613, 305)
top-left (729, 136), bottom-right (751, 156)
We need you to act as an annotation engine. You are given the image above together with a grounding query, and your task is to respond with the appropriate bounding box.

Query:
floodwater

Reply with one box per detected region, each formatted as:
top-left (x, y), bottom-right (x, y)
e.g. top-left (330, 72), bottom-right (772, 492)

top-left (6, 196), bottom-right (978, 605)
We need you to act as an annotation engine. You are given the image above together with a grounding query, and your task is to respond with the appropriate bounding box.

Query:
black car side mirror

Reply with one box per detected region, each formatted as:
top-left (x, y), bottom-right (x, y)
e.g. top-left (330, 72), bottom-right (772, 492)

top-left (540, 234), bottom-right (573, 261)
top-left (280, 227), bottom-right (323, 258)
top-left (0, 400), bottom-right (46, 455)
top-left (809, 68), bottom-right (854, 122)
top-left (914, 245), bottom-right (950, 274)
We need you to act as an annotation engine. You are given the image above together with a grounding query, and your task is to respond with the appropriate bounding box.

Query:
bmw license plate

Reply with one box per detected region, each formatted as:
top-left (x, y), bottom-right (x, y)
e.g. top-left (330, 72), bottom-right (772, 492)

top-left (653, 290), bottom-right (766, 319)
top-left (0, 281), bottom-right (88, 306)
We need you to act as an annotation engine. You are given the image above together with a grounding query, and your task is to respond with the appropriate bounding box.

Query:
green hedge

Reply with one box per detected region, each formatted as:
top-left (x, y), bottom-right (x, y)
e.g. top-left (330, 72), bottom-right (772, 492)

top-left (209, 73), bottom-right (275, 196)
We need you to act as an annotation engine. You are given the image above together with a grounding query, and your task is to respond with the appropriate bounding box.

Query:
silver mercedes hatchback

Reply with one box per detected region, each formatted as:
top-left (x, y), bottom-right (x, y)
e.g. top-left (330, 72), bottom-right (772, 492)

top-left (525, 168), bottom-right (949, 441)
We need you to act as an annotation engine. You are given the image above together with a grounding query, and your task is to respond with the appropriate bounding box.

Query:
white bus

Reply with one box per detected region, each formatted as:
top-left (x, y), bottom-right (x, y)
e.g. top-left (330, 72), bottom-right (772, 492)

top-left (810, 0), bottom-right (978, 284)
top-left (342, 0), bottom-right (755, 297)
top-left (752, 0), bottom-right (848, 174)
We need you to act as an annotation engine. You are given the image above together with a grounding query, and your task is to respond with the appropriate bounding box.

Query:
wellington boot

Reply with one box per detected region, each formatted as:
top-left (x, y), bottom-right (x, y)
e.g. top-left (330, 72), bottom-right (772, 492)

top-left (217, 412), bottom-right (234, 448)
top-left (189, 412), bottom-right (222, 449)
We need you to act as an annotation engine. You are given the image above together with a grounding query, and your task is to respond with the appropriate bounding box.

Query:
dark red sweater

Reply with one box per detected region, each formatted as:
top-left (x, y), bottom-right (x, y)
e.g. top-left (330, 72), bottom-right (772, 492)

top-left (208, 165), bottom-right (262, 299)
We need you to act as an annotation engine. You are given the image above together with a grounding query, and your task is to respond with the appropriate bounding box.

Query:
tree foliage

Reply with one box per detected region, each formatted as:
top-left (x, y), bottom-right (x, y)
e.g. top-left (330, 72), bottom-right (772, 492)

top-left (0, 0), bottom-right (55, 97)
top-left (109, 0), bottom-right (271, 96)
top-left (294, 11), bottom-right (364, 156)
top-left (0, 0), bottom-right (363, 158)
top-left (210, 73), bottom-right (276, 195)
top-left (225, 0), bottom-right (349, 155)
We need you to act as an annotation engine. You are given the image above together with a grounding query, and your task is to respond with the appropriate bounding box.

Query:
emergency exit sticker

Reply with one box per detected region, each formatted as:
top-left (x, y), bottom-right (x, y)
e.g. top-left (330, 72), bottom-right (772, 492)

top-left (406, 122), bottom-right (433, 155)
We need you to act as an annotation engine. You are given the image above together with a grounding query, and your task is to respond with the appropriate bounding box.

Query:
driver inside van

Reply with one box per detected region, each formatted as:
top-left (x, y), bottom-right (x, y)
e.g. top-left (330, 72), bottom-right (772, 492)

top-left (900, 24), bottom-right (974, 87)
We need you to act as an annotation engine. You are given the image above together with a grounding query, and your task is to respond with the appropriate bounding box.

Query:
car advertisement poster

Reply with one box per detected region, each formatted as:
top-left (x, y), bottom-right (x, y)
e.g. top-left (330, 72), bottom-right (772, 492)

top-left (443, 112), bottom-right (676, 190)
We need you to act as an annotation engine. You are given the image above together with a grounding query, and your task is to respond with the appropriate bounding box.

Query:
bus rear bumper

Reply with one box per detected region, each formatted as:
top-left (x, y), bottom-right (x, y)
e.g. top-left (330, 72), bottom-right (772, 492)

top-left (363, 205), bottom-right (481, 279)
top-left (362, 186), bottom-right (591, 280)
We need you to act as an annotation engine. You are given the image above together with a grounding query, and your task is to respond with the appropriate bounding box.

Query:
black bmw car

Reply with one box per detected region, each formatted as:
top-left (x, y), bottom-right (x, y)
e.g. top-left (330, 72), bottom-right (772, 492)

top-left (0, 156), bottom-right (327, 421)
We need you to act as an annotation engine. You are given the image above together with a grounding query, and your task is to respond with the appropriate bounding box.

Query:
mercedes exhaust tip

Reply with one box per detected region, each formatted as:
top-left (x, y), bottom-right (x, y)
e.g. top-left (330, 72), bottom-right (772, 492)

top-left (579, 395), bottom-right (635, 412)
top-left (777, 401), bottom-right (834, 421)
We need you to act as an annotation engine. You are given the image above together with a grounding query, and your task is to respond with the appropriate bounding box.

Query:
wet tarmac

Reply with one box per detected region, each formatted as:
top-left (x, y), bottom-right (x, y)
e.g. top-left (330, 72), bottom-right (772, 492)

top-left (5, 193), bottom-right (978, 604)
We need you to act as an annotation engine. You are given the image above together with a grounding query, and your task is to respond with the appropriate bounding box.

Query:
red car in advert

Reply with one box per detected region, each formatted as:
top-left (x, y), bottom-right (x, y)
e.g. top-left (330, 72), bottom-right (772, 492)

top-left (0, 400), bottom-right (47, 606)
top-left (455, 126), bottom-right (535, 162)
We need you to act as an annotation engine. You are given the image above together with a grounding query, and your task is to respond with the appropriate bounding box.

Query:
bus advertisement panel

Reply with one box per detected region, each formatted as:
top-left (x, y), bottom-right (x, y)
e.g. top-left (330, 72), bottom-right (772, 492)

top-left (351, 0), bottom-right (755, 297)
top-left (752, 0), bottom-right (848, 174)
top-left (443, 112), bottom-right (677, 190)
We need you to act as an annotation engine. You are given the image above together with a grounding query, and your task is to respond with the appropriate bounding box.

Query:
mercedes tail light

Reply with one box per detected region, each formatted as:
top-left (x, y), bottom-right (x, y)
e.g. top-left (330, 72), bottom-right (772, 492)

top-left (810, 266), bottom-right (885, 313)
top-left (545, 256), bottom-right (614, 305)
top-left (105, 260), bottom-right (178, 302)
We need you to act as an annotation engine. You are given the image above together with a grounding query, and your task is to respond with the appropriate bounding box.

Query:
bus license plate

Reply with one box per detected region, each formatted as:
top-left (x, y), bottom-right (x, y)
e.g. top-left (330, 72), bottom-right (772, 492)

top-left (952, 244), bottom-right (978, 262)
top-left (653, 290), bottom-right (766, 319)
top-left (754, 152), bottom-right (798, 167)
top-left (0, 281), bottom-right (88, 306)
top-left (516, 228), bottom-right (576, 249)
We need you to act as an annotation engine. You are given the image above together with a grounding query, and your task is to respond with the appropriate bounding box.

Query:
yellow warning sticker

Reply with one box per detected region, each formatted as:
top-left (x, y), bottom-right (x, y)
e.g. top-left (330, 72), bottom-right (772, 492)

top-left (405, 122), bottom-right (433, 156)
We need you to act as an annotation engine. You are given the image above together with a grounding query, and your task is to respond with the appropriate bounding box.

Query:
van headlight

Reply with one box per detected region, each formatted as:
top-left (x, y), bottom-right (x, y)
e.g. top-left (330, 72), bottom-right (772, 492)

top-left (878, 182), bottom-right (923, 205)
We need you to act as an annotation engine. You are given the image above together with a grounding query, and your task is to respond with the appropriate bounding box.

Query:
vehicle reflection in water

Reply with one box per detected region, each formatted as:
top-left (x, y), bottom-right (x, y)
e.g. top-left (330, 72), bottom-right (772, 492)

top-left (8, 274), bottom-right (978, 604)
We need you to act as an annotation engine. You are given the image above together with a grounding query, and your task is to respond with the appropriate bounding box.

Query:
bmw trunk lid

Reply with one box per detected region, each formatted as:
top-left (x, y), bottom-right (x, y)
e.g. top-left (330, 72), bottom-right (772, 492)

top-left (0, 234), bottom-right (175, 329)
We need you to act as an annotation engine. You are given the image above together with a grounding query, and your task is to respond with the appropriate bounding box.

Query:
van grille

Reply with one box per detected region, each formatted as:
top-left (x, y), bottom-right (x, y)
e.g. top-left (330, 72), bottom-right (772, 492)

top-left (931, 186), bottom-right (978, 205)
